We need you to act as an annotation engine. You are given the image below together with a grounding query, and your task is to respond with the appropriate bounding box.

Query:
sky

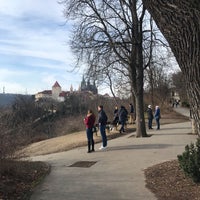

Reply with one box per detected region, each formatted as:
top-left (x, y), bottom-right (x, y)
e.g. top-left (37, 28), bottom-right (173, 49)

top-left (0, 0), bottom-right (85, 95)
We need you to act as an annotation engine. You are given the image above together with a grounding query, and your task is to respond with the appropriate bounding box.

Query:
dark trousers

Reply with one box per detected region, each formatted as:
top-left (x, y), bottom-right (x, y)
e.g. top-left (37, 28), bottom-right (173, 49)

top-left (86, 128), bottom-right (94, 151)
top-left (148, 118), bottom-right (153, 129)
top-left (155, 118), bottom-right (160, 129)
top-left (99, 125), bottom-right (107, 147)
top-left (119, 120), bottom-right (125, 132)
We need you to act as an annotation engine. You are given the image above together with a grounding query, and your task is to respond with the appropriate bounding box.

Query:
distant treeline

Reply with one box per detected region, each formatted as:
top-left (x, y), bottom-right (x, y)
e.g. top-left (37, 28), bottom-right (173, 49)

top-left (0, 94), bottom-right (33, 107)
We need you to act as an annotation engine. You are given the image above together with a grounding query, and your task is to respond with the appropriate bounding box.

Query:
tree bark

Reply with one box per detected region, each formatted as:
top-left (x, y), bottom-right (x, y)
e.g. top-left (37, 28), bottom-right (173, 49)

top-left (143, 0), bottom-right (200, 135)
top-left (135, 79), bottom-right (147, 137)
top-left (130, 2), bottom-right (147, 137)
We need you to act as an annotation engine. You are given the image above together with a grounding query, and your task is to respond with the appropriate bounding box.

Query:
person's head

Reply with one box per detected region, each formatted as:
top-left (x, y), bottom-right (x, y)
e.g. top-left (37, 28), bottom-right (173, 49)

top-left (98, 105), bottom-right (103, 111)
top-left (148, 105), bottom-right (151, 108)
top-left (115, 106), bottom-right (118, 110)
top-left (129, 103), bottom-right (132, 106)
top-left (87, 109), bottom-right (93, 114)
top-left (155, 105), bottom-right (159, 109)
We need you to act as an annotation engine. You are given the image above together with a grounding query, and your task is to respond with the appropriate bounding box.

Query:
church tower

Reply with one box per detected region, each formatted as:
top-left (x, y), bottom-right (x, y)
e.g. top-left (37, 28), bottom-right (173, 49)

top-left (81, 76), bottom-right (87, 91)
top-left (80, 76), bottom-right (98, 94)
top-left (52, 81), bottom-right (61, 99)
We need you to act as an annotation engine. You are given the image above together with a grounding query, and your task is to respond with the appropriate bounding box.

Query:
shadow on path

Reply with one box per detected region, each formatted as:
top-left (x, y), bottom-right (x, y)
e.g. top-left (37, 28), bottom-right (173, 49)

top-left (96, 143), bottom-right (173, 152)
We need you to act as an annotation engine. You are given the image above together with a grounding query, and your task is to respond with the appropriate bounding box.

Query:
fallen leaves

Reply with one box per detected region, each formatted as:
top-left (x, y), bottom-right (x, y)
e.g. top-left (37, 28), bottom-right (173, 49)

top-left (145, 160), bottom-right (200, 200)
top-left (0, 160), bottom-right (50, 200)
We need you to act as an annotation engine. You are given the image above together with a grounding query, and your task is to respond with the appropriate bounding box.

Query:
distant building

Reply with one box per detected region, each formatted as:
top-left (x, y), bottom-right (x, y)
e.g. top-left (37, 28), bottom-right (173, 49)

top-left (80, 76), bottom-right (98, 94)
top-left (35, 78), bottom-right (98, 103)
top-left (35, 81), bottom-right (69, 102)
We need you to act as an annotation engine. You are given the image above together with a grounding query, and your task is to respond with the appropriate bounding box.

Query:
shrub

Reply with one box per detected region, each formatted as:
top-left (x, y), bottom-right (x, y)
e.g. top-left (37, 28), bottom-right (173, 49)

top-left (177, 138), bottom-right (200, 183)
top-left (181, 101), bottom-right (190, 108)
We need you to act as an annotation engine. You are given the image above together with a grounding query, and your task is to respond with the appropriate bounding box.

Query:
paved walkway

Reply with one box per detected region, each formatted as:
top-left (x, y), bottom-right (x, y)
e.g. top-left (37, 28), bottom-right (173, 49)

top-left (173, 106), bottom-right (190, 118)
top-left (30, 107), bottom-right (196, 200)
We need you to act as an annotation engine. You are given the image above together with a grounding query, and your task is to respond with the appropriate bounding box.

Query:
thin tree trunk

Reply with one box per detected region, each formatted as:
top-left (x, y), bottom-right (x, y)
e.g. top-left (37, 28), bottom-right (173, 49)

top-left (148, 68), bottom-right (154, 106)
top-left (143, 0), bottom-right (200, 135)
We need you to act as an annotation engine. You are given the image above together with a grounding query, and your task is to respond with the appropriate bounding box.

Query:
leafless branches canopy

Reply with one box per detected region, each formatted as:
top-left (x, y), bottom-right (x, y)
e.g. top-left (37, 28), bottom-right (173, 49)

top-left (61, 0), bottom-right (157, 136)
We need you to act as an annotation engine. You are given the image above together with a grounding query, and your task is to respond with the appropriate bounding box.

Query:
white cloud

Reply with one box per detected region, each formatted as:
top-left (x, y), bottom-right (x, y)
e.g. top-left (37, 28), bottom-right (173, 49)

top-left (0, 81), bottom-right (26, 94)
top-left (0, 68), bottom-right (29, 80)
top-left (0, 0), bottom-right (84, 95)
top-left (0, 0), bottom-right (64, 21)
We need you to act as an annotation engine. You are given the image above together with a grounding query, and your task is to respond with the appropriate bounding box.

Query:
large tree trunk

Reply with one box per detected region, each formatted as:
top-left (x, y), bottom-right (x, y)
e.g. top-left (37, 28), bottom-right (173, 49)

top-left (135, 82), bottom-right (147, 137)
top-left (131, 57), bottom-right (147, 137)
top-left (131, 58), bottom-right (147, 137)
top-left (143, 0), bottom-right (200, 135)
top-left (131, 65), bottom-right (147, 137)
top-left (130, 4), bottom-right (148, 137)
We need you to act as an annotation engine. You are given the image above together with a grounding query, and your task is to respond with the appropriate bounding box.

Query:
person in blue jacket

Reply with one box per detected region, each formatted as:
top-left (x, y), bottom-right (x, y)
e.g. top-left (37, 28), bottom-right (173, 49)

top-left (154, 105), bottom-right (161, 130)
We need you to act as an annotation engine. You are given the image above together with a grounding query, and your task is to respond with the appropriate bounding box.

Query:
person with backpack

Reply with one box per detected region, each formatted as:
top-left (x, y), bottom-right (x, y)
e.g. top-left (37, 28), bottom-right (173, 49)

top-left (118, 105), bottom-right (128, 133)
top-left (129, 103), bottom-right (135, 124)
top-left (111, 106), bottom-right (119, 130)
top-left (98, 105), bottom-right (108, 150)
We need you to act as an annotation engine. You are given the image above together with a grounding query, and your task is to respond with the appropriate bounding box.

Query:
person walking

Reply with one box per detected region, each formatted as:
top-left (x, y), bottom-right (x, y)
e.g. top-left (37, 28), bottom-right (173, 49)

top-left (118, 105), bottom-right (128, 133)
top-left (154, 105), bottom-right (161, 130)
top-left (147, 105), bottom-right (153, 129)
top-left (84, 109), bottom-right (96, 153)
top-left (111, 106), bottom-right (119, 130)
top-left (98, 105), bottom-right (108, 150)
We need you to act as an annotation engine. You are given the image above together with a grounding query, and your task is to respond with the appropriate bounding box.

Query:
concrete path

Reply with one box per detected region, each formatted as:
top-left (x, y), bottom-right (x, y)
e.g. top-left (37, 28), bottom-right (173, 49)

top-left (30, 107), bottom-right (196, 200)
top-left (173, 106), bottom-right (190, 118)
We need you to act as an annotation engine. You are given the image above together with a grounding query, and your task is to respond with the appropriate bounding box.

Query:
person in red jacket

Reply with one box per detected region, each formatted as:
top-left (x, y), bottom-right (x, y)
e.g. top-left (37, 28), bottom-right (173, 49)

top-left (84, 109), bottom-right (96, 153)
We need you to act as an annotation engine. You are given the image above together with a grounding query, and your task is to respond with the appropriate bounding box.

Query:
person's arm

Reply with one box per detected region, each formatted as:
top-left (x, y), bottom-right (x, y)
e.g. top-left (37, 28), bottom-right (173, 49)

top-left (84, 116), bottom-right (89, 126)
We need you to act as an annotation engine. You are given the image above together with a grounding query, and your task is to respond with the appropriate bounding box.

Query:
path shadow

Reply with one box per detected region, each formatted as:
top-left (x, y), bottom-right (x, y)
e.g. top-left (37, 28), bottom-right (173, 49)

top-left (97, 143), bottom-right (173, 152)
top-left (157, 127), bottom-right (190, 130)
top-left (153, 132), bottom-right (191, 136)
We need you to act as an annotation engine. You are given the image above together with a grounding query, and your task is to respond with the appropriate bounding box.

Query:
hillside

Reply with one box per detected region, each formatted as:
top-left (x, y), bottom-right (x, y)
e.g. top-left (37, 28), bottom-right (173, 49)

top-left (0, 93), bottom-right (33, 107)
top-left (19, 109), bottom-right (189, 157)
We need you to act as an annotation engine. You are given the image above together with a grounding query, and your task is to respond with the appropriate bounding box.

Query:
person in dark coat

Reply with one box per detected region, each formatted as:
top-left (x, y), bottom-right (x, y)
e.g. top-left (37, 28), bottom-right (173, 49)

top-left (84, 109), bottom-right (96, 153)
top-left (98, 105), bottom-right (108, 150)
top-left (129, 103), bottom-right (135, 124)
top-left (111, 106), bottom-right (119, 129)
top-left (118, 105), bottom-right (128, 133)
top-left (154, 105), bottom-right (161, 130)
top-left (147, 105), bottom-right (153, 129)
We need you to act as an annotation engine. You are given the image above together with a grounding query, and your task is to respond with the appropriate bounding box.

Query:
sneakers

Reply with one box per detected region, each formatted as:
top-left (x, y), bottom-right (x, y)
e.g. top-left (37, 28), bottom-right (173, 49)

top-left (99, 146), bottom-right (107, 150)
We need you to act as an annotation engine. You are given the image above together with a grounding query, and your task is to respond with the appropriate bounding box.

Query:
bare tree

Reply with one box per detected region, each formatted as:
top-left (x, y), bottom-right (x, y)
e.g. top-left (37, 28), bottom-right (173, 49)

top-left (145, 48), bottom-right (173, 107)
top-left (143, 0), bottom-right (200, 134)
top-left (61, 0), bottom-right (155, 137)
top-left (171, 70), bottom-right (188, 104)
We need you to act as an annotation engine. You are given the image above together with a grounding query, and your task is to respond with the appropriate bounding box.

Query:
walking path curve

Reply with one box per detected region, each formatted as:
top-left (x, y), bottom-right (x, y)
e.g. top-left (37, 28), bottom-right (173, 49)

top-left (30, 107), bottom-right (196, 200)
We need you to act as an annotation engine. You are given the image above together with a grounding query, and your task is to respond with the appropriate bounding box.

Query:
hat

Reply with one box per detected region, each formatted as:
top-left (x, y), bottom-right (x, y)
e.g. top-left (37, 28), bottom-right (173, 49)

top-left (148, 105), bottom-right (151, 108)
